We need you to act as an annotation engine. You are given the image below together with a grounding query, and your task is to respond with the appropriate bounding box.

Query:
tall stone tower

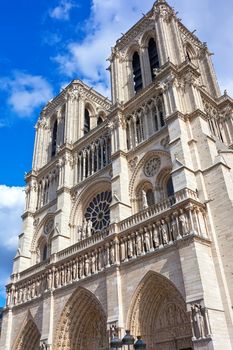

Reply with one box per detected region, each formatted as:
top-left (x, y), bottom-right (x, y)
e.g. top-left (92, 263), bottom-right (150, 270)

top-left (1, 1), bottom-right (233, 349)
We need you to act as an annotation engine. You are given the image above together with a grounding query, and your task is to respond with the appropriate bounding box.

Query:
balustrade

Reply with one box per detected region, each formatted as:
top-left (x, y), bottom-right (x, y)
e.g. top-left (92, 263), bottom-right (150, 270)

top-left (6, 194), bottom-right (208, 308)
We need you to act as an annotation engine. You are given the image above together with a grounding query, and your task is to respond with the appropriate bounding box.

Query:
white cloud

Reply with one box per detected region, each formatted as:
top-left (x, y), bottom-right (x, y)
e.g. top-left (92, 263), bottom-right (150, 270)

top-left (0, 72), bottom-right (53, 117)
top-left (0, 185), bottom-right (24, 249)
top-left (53, 0), bottom-right (233, 99)
top-left (54, 0), bottom-right (147, 96)
top-left (49, 0), bottom-right (76, 21)
top-left (0, 185), bottom-right (24, 303)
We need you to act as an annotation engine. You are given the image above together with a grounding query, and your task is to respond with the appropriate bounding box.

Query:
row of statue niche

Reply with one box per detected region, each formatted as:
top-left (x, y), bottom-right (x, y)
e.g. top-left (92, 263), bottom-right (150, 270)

top-left (8, 244), bottom-right (117, 306)
top-left (120, 214), bottom-right (190, 261)
top-left (77, 218), bottom-right (93, 241)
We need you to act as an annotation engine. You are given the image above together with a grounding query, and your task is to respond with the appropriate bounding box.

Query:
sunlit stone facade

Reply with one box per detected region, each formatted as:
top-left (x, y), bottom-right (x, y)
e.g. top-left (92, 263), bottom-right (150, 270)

top-left (1, 0), bottom-right (233, 349)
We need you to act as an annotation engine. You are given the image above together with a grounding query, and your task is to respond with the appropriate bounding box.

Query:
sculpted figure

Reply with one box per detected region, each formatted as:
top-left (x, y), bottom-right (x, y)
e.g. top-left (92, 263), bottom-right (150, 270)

top-left (91, 254), bottom-right (96, 274)
top-left (47, 269), bottom-right (52, 289)
top-left (152, 224), bottom-right (159, 248)
top-left (84, 256), bottom-right (90, 276)
top-left (142, 189), bottom-right (148, 209)
top-left (110, 244), bottom-right (115, 264)
top-left (120, 240), bottom-right (126, 261)
top-left (128, 238), bottom-right (133, 258)
top-left (72, 261), bottom-right (77, 280)
top-left (171, 217), bottom-right (178, 240)
top-left (192, 304), bottom-right (206, 339)
top-left (54, 269), bottom-right (59, 288)
top-left (86, 219), bottom-right (93, 237)
top-left (77, 225), bottom-right (82, 241)
top-left (144, 229), bottom-right (151, 252)
top-left (160, 219), bottom-right (168, 244)
top-left (136, 233), bottom-right (142, 255)
top-left (179, 211), bottom-right (189, 235)
top-left (82, 219), bottom-right (87, 238)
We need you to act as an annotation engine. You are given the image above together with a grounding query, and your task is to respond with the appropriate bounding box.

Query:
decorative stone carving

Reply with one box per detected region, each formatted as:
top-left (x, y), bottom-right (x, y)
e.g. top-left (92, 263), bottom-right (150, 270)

top-left (190, 303), bottom-right (211, 341)
top-left (144, 157), bottom-right (161, 177)
top-left (44, 218), bottom-right (54, 235)
top-left (141, 189), bottom-right (148, 209)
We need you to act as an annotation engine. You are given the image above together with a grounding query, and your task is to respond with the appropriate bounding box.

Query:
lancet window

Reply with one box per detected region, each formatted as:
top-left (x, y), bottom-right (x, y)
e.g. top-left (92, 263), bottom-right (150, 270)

top-left (148, 38), bottom-right (160, 80)
top-left (76, 134), bottom-right (111, 184)
top-left (84, 108), bottom-right (91, 134)
top-left (51, 120), bottom-right (58, 157)
top-left (36, 169), bottom-right (59, 209)
top-left (132, 52), bottom-right (143, 93)
top-left (126, 96), bottom-right (165, 150)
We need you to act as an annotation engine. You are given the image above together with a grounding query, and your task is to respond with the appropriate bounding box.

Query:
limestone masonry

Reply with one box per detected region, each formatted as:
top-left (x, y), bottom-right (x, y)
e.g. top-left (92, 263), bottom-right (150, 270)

top-left (1, 0), bottom-right (233, 349)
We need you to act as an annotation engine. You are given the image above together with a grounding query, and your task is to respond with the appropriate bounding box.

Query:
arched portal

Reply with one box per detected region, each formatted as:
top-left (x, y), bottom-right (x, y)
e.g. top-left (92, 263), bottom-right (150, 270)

top-left (13, 318), bottom-right (40, 350)
top-left (127, 272), bottom-right (192, 350)
top-left (54, 287), bottom-right (108, 350)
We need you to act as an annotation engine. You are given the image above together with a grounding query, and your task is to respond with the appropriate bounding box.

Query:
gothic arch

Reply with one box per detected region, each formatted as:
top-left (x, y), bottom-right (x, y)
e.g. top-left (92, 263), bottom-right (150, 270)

top-left (69, 177), bottom-right (111, 238)
top-left (31, 213), bottom-right (55, 252)
top-left (129, 150), bottom-right (171, 200)
top-left (12, 312), bottom-right (40, 350)
top-left (127, 271), bottom-right (192, 350)
top-left (54, 287), bottom-right (108, 350)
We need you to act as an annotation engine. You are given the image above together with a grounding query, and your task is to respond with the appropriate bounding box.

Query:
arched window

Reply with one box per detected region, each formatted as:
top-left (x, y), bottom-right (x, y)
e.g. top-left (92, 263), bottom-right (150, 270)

top-left (42, 244), bottom-right (47, 261)
top-left (132, 52), bottom-right (143, 93)
top-left (146, 189), bottom-right (155, 206)
top-left (166, 176), bottom-right (174, 197)
top-left (51, 120), bottom-right (58, 157)
top-left (158, 99), bottom-right (165, 127)
top-left (148, 38), bottom-right (159, 80)
top-left (97, 116), bottom-right (103, 125)
top-left (84, 108), bottom-right (90, 134)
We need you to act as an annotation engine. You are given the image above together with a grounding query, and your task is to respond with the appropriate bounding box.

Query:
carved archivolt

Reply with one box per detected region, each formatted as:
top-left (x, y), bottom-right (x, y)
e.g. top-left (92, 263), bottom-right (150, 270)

top-left (129, 150), bottom-right (171, 199)
top-left (54, 287), bottom-right (108, 350)
top-left (13, 316), bottom-right (40, 350)
top-left (127, 271), bottom-right (192, 350)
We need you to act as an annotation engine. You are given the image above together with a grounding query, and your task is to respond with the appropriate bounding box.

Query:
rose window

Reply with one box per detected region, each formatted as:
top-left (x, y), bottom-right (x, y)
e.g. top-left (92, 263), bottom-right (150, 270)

top-left (85, 191), bottom-right (112, 233)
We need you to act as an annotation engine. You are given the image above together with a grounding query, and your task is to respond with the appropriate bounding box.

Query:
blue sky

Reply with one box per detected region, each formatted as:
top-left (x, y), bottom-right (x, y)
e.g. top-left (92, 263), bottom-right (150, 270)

top-left (0, 0), bottom-right (233, 306)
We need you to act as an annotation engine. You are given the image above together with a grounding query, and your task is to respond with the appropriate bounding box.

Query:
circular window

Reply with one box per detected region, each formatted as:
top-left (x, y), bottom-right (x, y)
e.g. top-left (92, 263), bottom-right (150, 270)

top-left (85, 191), bottom-right (112, 233)
top-left (144, 157), bottom-right (161, 177)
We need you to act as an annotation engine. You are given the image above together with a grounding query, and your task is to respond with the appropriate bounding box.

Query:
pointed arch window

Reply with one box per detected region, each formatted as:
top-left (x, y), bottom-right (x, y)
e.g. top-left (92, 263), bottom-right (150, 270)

top-left (166, 176), bottom-right (174, 197)
top-left (148, 38), bottom-right (159, 80)
top-left (84, 108), bottom-right (90, 134)
top-left (146, 189), bottom-right (155, 206)
top-left (42, 243), bottom-right (48, 261)
top-left (51, 120), bottom-right (58, 157)
top-left (158, 99), bottom-right (165, 127)
top-left (132, 52), bottom-right (143, 93)
top-left (97, 116), bottom-right (103, 125)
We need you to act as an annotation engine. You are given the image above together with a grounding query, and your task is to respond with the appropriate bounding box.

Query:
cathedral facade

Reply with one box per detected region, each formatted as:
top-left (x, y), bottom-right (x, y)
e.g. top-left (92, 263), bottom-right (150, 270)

top-left (1, 0), bottom-right (233, 349)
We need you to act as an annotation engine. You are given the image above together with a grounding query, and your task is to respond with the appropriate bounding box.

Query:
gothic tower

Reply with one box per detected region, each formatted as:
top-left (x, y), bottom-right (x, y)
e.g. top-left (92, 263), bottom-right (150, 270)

top-left (1, 1), bottom-right (233, 349)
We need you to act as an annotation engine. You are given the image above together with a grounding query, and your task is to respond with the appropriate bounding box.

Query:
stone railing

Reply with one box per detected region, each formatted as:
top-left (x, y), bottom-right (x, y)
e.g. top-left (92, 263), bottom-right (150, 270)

top-left (6, 196), bottom-right (209, 308)
top-left (119, 188), bottom-right (198, 232)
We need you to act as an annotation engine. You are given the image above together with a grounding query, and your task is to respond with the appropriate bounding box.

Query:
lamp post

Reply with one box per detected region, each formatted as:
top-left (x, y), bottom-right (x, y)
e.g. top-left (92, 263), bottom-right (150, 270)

top-left (110, 336), bottom-right (123, 350)
top-left (134, 336), bottom-right (146, 349)
top-left (122, 330), bottom-right (135, 350)
top-left (110, 330), bottom-right (146, 350)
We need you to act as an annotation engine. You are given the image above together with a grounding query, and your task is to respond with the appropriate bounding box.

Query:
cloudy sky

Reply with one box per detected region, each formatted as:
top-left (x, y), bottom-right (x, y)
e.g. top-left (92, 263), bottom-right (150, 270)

top-left (0, 0), bottom-right (233, 306)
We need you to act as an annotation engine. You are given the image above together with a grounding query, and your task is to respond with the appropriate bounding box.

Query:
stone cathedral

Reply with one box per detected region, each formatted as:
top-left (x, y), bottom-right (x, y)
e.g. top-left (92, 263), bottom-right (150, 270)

top-left (1, 0), bottom-right (233, 349)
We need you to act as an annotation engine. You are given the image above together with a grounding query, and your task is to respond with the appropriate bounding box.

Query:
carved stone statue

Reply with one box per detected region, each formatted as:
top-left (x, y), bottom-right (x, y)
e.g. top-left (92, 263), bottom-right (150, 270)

top-left (144, 229), bottom-right (151, 252)
top-left (142, 189), bottom-right (148, 209)
top-left (82, 219), bottom-right (87, 239)
top-left (128, 238), bottom-right (133, 258)
top-left (86, 219), bottom-right (93, 237)
top-left (136, 233), bottom-right (142, 255)
top-left (179, 211), bottom-right (189, 235)
top-left (91, 254), bottom-right (96, 274)
top-left (77, 225), bottom-right (83, 241)
top-left (171, 217), bottom-right (178, 240)
top-left (191, 304), bottom-right (206, 339)
top-left (152, 224), bottom-right (159, 248)
top-left (160, 219), bottom-right (168, 244)
top-left (40, 341), bottom-right (48, 350)
top-left (110, 244), bottom-right (115, 264)
top-left (120, 240), bottom-right (126, 261)
top-left (84, 255), bottom-right (90, 276)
